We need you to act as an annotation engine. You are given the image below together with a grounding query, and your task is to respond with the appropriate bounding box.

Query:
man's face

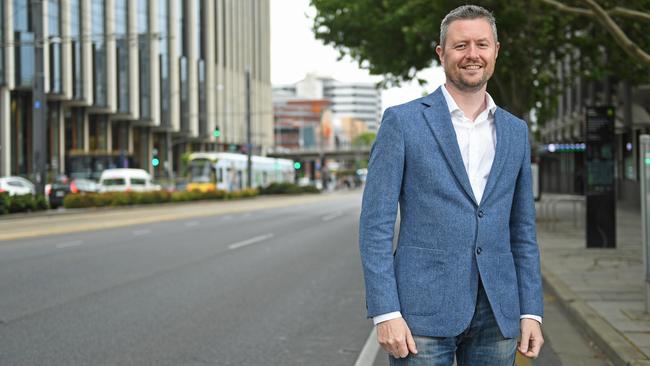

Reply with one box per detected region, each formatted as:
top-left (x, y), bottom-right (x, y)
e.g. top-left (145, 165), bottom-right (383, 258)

top-left (436, 18), bottom-right (500, 93)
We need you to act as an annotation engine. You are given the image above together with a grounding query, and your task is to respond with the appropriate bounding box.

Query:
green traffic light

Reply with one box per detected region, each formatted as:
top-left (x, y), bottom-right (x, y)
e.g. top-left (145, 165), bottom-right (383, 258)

top-left (213, 129), bottom-right (221, 138)
top-left (645, 157), bottom-right (650, 165)
top-left (152, 158), bottom-right (160, 167)
top-left (294, 162), bottom-right (302, 170)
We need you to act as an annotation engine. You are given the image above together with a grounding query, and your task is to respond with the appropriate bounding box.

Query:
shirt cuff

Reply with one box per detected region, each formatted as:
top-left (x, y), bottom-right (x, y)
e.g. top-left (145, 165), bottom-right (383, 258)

top-left (373, 311), bottom-right (403, 325)
top-left (520, 314), bottom-right (542, 324)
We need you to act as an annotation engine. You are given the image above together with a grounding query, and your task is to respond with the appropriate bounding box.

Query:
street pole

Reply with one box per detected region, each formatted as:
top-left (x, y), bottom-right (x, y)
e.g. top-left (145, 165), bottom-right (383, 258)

top-left (245, 69), bottom-right (252, 189)
top-left (32, 0), bottom-right (47, 194)
top-left (640, 135), bottom-right (650, 313)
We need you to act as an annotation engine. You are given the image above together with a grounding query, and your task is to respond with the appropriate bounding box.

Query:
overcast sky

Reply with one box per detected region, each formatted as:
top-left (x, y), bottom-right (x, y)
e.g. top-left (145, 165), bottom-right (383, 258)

top-left (270, 0), bottom-right (446, 110)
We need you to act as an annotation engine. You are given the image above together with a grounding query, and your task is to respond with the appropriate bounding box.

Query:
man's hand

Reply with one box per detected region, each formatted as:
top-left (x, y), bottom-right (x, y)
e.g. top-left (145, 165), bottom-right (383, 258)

top-left (376, 317), bottom-right (418, 358)
top-left (518, 318), bottom-right (544, 358)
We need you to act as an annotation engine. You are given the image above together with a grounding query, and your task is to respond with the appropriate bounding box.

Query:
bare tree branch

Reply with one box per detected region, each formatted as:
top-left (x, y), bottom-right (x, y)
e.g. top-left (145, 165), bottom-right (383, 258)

top-left (578, 0), bottom-right (650, 67)
top-left (537, 0), bottom-right (650, 67)
top-left (610, 7), bottom-right (650, 23)
top-left (537, 0), bottom-right (591, 16)
top-left (538, 0), bottom-right (650, 22)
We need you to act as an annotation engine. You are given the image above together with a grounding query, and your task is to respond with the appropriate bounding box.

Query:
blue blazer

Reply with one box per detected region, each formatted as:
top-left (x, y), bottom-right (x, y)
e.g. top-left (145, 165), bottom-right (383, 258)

top-left (359, 87), bottom-right (543, 338)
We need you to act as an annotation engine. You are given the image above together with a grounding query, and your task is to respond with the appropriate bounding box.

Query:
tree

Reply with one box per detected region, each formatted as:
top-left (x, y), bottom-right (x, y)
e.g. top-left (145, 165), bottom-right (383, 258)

top-left (310, 0), bottom-right (650, 123)
top-left (352, 132), bottom-right (377, 147)
top-left (538, 0), bottom-right (650, 66)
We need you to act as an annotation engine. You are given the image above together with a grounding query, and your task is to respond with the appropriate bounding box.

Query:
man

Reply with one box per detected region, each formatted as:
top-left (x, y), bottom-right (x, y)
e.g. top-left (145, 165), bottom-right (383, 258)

top-left (359, 5), bottom-right (544, 365)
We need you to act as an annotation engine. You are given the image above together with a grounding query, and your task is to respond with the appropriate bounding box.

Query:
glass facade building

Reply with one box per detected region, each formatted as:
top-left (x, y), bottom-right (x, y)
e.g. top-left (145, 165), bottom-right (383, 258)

top-left (0, 0), bottom-right (272, 180)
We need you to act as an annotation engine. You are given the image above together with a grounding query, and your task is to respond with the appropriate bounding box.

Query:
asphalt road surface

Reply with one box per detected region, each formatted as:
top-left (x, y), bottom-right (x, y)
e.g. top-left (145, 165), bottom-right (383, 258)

top-left (0, 194), bottom-right (368, 365)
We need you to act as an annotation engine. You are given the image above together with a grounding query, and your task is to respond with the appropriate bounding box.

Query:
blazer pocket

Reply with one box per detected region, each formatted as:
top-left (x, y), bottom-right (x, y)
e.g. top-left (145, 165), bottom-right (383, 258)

top-left (394, 246), bottom-right (446, 316)
top-left (498, 253), bottom-right (521, 319)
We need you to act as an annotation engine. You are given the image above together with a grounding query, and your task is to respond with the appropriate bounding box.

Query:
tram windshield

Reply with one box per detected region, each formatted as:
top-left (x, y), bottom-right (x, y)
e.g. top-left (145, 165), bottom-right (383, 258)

top-left (188, 160), bottom-right (213, 183)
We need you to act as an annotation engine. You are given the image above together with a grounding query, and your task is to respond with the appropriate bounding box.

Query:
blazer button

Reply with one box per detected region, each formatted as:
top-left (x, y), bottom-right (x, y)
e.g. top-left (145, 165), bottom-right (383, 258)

top-left (478, 210), bottom-right (485, 218)
top-left (476, 247), bottom-right (482, 255)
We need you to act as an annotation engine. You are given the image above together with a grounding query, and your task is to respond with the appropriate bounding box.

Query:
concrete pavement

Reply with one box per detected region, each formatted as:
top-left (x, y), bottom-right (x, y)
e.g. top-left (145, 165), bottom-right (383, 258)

top-left (538, 194), bottom-right (650, 365)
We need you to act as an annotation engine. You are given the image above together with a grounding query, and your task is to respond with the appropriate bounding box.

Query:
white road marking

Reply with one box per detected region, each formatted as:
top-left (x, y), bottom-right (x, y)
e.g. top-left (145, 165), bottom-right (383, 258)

top-left (56, 240), bottom-right (84, 249)
top-left (133, 229), bottom-right (151, 236)
top-left (184, 221), bottom-right (199, 227)
top-left (354, 328), bottom-right (380, 366)
top-left (228, 233), bottom-right (274, 250)
top-left (322, 211), bottom-right (343, 222)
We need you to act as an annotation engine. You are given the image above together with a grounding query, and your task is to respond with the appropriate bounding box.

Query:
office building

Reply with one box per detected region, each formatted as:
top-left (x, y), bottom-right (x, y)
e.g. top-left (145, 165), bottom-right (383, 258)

top-left (0, 0), bottom-right (272, 180)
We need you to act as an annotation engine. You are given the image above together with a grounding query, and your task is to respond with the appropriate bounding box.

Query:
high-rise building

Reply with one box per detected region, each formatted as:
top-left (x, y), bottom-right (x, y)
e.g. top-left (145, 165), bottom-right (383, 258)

top-left (274, 73), bottom-right (382, 132)
top-left (0, 0), bottom-right (272, 180)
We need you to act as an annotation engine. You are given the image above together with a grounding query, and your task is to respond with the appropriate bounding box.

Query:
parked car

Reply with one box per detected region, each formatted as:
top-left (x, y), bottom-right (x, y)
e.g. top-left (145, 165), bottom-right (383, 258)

top-left (46, 176), bottom-right (100, 209)
top-left (0, 176), bottom-right (36, 196)
top-left (98, 169), bottom-right (161, 192)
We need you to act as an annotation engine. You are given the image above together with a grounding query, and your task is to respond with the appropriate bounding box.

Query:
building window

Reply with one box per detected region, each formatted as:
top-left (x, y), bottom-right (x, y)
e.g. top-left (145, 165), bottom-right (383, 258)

top-left (116, 0), bottom-right (129, 113)
top-left (48, 0), bottom-right (62, 94)
top-left (159, 0), bottom-right (169, 126)
top-left (10, 94), bottom-right (31, 174)
top-left (92, 0), bottom-right (107, 107)
top-left (70, 0), bottom-right (83, 99)
top-left (14, 0), bottom-right (34, 87)
top-left (64, 108), bottom-right (85, 152)
top-left (138, 0), bottom-right (151, 118)
top-left (89, 115), bottom-right (107, 151)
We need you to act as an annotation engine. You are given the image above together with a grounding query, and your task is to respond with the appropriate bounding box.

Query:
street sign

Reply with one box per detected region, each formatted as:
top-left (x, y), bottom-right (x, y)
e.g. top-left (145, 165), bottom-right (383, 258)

top-left (585, 106), bottom-right (616, 248)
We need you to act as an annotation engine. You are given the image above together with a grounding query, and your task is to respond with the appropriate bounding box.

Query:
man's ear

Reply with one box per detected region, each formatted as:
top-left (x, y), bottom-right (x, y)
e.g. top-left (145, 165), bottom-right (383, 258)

top-left (495, 42), bottom-right (500, 59)
top-left (435, 45), bottom-right (444, 65)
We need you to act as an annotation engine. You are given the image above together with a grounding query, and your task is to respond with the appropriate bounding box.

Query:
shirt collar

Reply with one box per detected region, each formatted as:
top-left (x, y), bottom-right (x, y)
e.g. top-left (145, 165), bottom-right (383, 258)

top-left (441, 84), bottom-right (497, 118)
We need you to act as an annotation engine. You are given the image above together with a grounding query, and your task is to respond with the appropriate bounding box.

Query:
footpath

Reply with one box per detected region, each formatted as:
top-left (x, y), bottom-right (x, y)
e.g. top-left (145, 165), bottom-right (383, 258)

top-left (538, 194), bottom-right (650, 365)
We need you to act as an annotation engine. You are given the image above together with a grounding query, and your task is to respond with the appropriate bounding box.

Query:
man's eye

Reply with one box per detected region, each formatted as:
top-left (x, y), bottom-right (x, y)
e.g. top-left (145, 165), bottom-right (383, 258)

top-left (455, 44), bottom-right (466, 49)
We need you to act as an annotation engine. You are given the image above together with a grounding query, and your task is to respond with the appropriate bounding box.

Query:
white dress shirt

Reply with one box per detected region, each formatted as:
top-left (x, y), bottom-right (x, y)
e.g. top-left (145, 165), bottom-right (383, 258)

top-left (373, 85), bottom-right (542, 325)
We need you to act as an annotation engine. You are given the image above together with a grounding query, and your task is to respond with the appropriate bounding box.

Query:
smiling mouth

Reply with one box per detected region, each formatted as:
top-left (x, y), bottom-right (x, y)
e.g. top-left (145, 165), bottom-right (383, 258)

top-left (461, 65), bottom-right (482, 70)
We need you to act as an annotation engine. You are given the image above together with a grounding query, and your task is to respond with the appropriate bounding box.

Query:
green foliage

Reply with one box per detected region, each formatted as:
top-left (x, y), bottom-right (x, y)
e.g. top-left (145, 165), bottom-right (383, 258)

top-left (310, 0), bottom-right (650, 124)
top-left (259, 182), bottom-right (321, 195)
top-left (352, 132), bottom-right (377, 147)
top-left (0, 193), bottom-right (49, 215)
top-left (62, 189), bottom-right (260, 209)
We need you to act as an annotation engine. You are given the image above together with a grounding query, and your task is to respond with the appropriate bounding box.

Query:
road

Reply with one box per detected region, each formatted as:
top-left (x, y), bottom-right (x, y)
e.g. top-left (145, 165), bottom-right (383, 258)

top-left (0, 194), bottom-right (367, 365)
top-left (0, 191), bottom-right (612, 365)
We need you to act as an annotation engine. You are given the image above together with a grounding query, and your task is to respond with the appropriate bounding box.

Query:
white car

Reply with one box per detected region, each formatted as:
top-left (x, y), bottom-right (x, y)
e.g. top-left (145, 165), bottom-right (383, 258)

top-left (0, 176), bottom-right (36, 196)
top-left (98, 169), bottom-right (161, 192)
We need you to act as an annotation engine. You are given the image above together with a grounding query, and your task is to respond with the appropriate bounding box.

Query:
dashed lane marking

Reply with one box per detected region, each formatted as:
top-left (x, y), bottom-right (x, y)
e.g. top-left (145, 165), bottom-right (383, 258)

top-left (56, 240), bottom-right (84, 249)
top-left (227, 233), bottom-right (274, 250)
top-left (322, 211), bottom-right (344, 222)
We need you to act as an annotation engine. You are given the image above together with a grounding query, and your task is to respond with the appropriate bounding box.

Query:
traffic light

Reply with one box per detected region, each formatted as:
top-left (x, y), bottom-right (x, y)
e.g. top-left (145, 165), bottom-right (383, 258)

top-left (294, 162), bottom-right (302, 170)
top-left (213, 126), bottom-right (221, 138)
top-left (151, 148), bottom-right (160, 167)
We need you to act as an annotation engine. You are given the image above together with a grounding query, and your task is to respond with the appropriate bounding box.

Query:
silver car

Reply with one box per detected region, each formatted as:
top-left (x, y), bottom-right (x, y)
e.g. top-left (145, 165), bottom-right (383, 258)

top-left (0, 176), bottom-right (36, 196)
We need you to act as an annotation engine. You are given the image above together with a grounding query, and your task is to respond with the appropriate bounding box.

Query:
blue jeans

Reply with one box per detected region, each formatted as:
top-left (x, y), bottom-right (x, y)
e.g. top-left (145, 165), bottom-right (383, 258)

top-left (389, 283), bottom-right (517, 366)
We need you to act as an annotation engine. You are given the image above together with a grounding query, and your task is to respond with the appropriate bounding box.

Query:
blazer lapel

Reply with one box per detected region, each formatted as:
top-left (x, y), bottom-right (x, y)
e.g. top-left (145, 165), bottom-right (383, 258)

top-left (421, 89), bottom-right (477, 206)
top-left (481, 108), bottom-right (511, 204)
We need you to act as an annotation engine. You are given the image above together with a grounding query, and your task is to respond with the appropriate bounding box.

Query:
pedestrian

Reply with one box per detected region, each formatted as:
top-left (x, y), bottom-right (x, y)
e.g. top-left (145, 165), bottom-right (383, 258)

top-left (358, 5), bottom-right (544, 365)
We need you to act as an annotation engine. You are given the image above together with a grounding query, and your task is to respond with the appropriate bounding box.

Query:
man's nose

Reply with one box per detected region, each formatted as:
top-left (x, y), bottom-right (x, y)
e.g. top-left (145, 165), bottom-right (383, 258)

top-left (466, 44), bottom-right (480, 59)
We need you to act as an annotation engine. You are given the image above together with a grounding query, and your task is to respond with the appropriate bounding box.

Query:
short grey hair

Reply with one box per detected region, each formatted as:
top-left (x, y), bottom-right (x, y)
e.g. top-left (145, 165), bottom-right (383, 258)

top-left (439, 5), bottom-right (498, 48)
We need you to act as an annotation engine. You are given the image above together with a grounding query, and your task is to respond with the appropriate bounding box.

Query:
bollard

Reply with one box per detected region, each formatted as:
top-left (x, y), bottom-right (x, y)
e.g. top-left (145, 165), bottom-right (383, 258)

top-left (640, 135), bottom-right (650, 313)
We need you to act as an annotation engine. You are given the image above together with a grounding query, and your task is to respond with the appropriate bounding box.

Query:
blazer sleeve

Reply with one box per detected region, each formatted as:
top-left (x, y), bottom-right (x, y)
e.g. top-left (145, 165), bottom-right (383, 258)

top-left (509, 127), bottom-right (544, 318)
top-left (359, 107), bottom-right (404, 318)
